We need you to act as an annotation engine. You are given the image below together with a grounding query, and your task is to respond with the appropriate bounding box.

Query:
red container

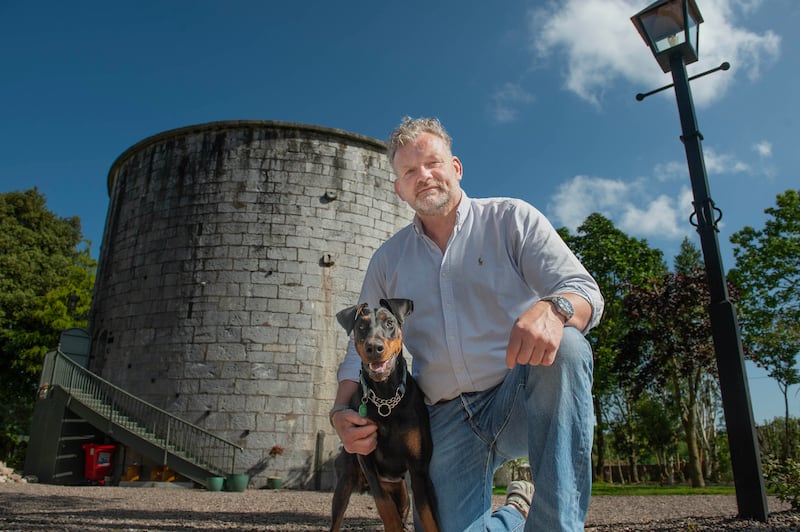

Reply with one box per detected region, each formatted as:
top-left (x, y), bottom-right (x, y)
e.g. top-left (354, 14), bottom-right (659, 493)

top-left (82, 444), bottom-right (115, 484)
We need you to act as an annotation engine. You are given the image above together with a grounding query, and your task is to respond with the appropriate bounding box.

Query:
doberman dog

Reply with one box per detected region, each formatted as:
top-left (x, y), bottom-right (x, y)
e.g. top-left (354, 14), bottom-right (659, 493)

top-left (331, 298), bottom-right (439, 532)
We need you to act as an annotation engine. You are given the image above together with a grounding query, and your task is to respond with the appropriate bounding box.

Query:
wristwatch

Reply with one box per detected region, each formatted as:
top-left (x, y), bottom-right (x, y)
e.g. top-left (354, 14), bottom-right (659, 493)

top-left (540, 295), bottom-right (574, 323)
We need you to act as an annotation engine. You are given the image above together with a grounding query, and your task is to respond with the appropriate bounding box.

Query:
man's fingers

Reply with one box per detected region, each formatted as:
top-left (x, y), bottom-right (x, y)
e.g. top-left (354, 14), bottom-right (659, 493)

top-left (506, 333), bottom-right (522, 368)
top-left (335, 409), bottom-right (378, 455)
top-left (506, 312), bottom-right (563, 367)
top-left (344, 424), bottom-right (377, 455)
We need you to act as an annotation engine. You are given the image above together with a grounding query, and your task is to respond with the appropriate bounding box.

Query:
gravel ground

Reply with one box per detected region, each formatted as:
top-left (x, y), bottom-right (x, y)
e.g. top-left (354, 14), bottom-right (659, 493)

top-left (0, 482), bottom-right (798, 531)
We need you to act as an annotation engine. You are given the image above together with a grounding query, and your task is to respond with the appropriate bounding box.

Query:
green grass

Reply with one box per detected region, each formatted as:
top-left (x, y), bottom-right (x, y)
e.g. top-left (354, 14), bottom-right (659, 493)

top-left (493, 483), bottom-right (736, 496)
top-left (591, 482), bottom-right (736, 496)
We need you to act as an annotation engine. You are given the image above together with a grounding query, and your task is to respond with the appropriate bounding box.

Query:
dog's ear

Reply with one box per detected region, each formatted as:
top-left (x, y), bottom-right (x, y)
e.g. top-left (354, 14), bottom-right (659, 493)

top-left (336, 305), bottom-right (359, 335)
top-left (379, 298), bottom-right (414, 325)
top-left (336, 303), bottom-right (368, 335)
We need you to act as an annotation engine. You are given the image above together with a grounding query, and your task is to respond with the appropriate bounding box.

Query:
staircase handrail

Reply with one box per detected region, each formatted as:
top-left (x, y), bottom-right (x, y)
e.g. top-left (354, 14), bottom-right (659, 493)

top-left (41, 350), bottom-right (243, 477)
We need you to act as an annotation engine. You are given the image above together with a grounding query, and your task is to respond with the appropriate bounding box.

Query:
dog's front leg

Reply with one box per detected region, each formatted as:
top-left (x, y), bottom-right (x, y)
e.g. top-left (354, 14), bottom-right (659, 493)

top-left (408, 467), bottom-right (439, 532)
top-left (381, 476), bottom-right (409, 526)
top-left (330, 452), bottom-right (360, 532)
top-left (357, 454), bottom-right (407, 532)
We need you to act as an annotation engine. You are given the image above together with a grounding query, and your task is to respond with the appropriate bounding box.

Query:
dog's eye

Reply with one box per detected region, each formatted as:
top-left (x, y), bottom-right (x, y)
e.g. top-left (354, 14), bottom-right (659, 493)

top-left (385, 318), bottom-right (395, 329)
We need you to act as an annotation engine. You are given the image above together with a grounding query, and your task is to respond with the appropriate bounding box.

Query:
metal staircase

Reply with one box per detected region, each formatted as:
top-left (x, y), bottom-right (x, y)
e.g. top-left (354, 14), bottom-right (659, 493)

top-left (27, 350), bottom-right (243, 487)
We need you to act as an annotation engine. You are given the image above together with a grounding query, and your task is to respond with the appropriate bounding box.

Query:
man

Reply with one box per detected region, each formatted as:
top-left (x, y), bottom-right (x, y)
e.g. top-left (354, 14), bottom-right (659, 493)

top-left (330, 117), bottom-right (603, 531)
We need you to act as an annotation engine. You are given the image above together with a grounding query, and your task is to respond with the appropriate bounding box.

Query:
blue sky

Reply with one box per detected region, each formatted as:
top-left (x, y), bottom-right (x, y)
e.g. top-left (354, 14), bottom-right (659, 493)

top-left (1, 0), bottom-right (797, 424)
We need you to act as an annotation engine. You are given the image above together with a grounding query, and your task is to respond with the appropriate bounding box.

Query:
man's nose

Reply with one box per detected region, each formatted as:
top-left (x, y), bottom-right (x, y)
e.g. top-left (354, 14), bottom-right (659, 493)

top-left (417, 164), bottom-right (434, 179)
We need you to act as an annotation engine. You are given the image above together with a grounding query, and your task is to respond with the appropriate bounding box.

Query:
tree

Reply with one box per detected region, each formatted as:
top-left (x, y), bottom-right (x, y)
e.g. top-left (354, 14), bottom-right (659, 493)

top-left (636, 393), bottom-right (681, 483)
top-left (758, 416), bottom-right (799, 461)
top-left (559, 213), bottom-right (667, 480)
top-left (729, 189), bottom-right (800, 461)
top-left (607, 391), bottom-right (680, 484)
top-left (0, 188), bottom-right (96, 466)
top-left (675, 236), bottom-right (702, 275)
top-left (675, 237), bottom-right (723, 481)
top-left (619, 260), bottom-right (720, 488)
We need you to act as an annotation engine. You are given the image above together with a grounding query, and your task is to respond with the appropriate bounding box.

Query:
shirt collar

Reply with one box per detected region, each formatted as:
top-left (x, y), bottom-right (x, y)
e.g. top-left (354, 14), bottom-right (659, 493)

top-left (455, 192), bottom-right (471, 229)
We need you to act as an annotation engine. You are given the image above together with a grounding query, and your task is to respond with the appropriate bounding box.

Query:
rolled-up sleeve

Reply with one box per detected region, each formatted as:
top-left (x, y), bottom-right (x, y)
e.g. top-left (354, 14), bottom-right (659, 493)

top-left (514, 202), bottom-right (604, 333)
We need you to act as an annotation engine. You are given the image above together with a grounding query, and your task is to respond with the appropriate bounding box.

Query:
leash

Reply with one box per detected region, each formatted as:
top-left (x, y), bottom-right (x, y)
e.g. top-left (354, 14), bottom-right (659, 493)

top-left (359, 361), bottom-right (407, 418)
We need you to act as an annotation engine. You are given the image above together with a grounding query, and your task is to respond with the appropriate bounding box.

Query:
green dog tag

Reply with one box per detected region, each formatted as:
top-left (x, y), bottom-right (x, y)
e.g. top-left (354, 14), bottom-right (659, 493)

top-left (359, 402), bottom-right (367, 418)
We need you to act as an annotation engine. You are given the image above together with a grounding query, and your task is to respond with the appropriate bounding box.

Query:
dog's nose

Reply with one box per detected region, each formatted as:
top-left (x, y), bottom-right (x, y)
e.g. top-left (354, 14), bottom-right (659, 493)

top-left (364, 340), bottom-right (384, 357)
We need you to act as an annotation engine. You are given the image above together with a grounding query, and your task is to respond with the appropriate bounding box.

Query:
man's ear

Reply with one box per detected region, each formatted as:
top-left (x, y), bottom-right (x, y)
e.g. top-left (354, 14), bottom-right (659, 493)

top-left (453, 156), bottom-right (463, 181)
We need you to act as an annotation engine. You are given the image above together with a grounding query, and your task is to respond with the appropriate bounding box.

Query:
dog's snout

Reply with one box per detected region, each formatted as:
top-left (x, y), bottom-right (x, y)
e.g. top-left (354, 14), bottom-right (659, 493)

top-left (364, 339), bottom-right (384, 357)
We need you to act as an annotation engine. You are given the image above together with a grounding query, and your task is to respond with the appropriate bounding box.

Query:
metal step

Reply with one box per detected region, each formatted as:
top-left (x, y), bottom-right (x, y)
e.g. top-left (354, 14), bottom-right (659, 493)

top-left (58, 434), bottom-right (97, 442)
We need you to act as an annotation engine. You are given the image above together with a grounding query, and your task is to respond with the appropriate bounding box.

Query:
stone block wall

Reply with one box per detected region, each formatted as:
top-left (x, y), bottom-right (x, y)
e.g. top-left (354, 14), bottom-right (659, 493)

top-left (88, 121), bottom-right (412, 488)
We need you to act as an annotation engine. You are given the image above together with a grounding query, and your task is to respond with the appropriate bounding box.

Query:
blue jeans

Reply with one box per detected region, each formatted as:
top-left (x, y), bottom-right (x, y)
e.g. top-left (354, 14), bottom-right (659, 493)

top-left (424, 327), bottom-right (594, 531)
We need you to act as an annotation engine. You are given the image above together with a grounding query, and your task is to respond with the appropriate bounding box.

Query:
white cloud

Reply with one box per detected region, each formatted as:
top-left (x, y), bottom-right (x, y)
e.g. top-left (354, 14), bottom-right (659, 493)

top-left (529, 0), bottom-right (640, 108)
top-left (654, 160), bottom-right (688, 182)
top-left (490, 82), bottom-right (535, 124)
top-left (528, 0), bottom-right (780, 108)
top-left (548, 174), bottom-right (686, 239)
top-left (703, 147), bottom-right (751, 174)
top-left (653, 146), bottom-right (751, 184)
top-left (697, 0), bottom-right (781, 85)
top-left (549, 175), bottom-right (630, 230)
top-left (753, 141), bottom-right (772, 158)
top-left (732, 0), bottom-right (765, 16)
top-left (619, 194), bottom-right (684, 238)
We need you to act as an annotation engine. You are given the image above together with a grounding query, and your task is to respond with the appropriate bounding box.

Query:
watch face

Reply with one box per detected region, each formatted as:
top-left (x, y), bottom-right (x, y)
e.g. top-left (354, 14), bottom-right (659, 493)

top-left (545, 296), bottom-right (573, 320)
top-left (556, 298), bottom-right (573, 317)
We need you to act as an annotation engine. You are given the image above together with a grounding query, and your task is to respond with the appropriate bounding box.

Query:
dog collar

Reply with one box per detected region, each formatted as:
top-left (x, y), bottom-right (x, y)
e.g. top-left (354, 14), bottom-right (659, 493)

top-left (359, 361), bottom-right (407, 418)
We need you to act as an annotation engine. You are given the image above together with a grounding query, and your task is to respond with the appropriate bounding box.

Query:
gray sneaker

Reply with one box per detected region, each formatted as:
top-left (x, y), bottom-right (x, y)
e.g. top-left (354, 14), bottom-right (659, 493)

top-left (505, 480), bottom-right (534, 519)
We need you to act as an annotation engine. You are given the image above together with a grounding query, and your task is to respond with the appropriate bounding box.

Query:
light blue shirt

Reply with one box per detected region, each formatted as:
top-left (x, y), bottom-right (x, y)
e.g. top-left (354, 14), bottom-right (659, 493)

top-left (338, 193), bottom-right (604, 404)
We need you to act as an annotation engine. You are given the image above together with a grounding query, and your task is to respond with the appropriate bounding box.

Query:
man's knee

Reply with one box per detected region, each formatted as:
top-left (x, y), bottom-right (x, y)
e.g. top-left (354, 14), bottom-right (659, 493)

top-left (556, 327), bottom-right (593, 373)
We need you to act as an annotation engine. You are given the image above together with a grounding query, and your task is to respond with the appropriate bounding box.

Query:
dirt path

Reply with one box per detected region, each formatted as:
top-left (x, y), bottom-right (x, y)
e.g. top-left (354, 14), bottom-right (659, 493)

top-left (1, 483), bottom-right (798, 531)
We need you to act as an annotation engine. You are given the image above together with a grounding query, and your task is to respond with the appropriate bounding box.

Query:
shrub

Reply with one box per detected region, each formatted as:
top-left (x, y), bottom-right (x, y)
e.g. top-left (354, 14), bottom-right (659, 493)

top-left (762, 456), bottom-right (800, 510)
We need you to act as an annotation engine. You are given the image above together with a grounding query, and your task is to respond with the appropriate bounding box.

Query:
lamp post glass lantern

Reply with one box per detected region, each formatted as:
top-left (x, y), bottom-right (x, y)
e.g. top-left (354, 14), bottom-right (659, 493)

top-left (632, 0), bottom-right (703, 73)
top-left (632, 0), bottom-right (769, 523)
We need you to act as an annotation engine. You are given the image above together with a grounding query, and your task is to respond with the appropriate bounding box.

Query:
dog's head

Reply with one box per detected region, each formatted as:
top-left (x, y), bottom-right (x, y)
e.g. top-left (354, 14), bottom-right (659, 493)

top-left (336, 298), bottom-right (414, 382)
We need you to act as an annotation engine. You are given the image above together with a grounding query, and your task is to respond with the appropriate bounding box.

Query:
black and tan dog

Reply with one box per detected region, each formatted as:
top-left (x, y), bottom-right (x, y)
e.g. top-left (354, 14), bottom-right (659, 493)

top-left (331, 298), bottom-right (439, 532)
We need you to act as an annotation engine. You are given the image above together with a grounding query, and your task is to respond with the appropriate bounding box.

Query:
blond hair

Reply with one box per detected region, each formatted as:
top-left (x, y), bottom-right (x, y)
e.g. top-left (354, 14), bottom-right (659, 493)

top-left (387, 116), bottom-right (453, 162)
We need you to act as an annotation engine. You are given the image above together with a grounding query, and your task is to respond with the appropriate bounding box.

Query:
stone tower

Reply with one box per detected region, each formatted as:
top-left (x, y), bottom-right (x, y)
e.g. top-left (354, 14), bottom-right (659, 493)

top-left (88, 120), bottom-right (412, 488)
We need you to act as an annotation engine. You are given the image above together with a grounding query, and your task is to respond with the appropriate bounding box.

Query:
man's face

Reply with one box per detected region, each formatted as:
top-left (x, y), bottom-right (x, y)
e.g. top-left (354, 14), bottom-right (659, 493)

top-left (392, 132), bottom-right (462, 217)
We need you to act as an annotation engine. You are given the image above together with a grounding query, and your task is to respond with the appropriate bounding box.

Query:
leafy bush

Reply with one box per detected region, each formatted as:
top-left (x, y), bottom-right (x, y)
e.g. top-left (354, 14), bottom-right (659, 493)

top-left (762, 456), bottom-right (800, 510)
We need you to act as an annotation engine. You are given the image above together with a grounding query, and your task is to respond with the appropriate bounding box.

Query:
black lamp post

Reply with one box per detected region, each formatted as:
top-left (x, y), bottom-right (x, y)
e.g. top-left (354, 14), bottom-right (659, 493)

top-left (631, 0), bottom-right (768, 522)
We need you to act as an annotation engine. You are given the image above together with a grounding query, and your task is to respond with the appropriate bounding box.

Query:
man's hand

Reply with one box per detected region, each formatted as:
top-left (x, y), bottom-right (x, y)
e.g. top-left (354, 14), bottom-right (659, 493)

top-left (505, 300), bottom-right (565, 368)
top-left (331, 408), bottom-right (378, 455)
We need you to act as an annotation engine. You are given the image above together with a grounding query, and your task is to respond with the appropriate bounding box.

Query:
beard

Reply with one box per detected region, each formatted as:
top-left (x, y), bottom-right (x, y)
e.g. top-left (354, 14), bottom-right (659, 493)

top-left (411, 184), bottom-right (458, 216)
